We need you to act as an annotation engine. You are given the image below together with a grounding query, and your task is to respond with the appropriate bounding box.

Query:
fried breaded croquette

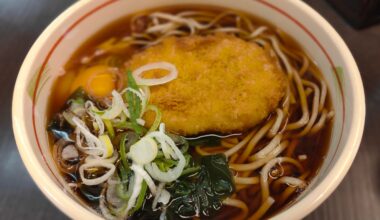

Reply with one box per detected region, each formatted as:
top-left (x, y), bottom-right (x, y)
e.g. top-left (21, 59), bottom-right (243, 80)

top-left (126, 34), bottom-right (287, 135)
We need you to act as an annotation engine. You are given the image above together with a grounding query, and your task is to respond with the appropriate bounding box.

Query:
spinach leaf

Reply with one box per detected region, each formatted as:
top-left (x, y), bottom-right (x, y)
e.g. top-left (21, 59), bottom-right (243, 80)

top-left (124, 71), bottom-right (144, 135)
top-left (166, 154), bottom-right (235, 218)
top-left (130, 154), bottom-right (234, 219)
top-left (186, 136), bottom-right (221, 147)
top-left (130, 199), bottom-right (177, 220)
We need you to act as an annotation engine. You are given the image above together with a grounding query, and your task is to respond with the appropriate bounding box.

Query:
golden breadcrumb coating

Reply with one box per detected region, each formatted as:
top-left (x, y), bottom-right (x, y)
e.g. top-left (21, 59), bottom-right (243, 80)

top-left (126, 34), bottom-right (287, 135)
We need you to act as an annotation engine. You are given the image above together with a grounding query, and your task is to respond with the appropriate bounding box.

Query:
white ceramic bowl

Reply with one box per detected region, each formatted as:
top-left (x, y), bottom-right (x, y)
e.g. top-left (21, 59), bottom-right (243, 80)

top-left (12, 0), bottom-right (365, 219)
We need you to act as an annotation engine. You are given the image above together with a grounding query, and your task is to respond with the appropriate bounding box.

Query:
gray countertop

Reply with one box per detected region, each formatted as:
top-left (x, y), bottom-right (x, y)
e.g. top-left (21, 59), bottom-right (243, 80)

top-left (0, 0), bottom-right (379, 219)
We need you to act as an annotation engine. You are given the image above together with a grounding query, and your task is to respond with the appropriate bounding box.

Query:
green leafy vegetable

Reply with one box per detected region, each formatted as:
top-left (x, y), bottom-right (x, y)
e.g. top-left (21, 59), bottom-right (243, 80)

top-left (201, 154), bottom-right (235, 196)
top-left (187, 136), bottom-right (221, 147)
top-left (166, 154), bottom-right (235, 218)
top-left (130, 199), bottom-right (177, 220)
top-left (124, 71), bottom-right (144, 135)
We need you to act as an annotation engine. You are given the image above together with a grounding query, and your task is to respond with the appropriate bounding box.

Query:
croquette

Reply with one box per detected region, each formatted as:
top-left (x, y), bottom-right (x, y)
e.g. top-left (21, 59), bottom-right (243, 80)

top-left (126, 34), bottom-right (287, 135)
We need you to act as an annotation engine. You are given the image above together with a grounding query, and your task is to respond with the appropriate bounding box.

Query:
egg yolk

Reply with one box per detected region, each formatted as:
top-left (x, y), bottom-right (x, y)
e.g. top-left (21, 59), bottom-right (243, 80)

top-left (70, 65), bottom-right (116, 97)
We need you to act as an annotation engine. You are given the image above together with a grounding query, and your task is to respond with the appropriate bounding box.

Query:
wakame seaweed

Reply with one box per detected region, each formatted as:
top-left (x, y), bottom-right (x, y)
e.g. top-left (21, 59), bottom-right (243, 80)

top-left (133, 154), bottom-right (235, 219)
top-left (130, 199), bottom-right (178, 220)
top-left (166, 154), bottom-right (235, 218)
top-left (186, 136), bottom-right (222, 147)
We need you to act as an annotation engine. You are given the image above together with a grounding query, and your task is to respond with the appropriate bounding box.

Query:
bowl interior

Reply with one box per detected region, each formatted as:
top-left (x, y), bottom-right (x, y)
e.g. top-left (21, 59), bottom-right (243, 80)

top-left (13, 0), bottom-right (364, 219)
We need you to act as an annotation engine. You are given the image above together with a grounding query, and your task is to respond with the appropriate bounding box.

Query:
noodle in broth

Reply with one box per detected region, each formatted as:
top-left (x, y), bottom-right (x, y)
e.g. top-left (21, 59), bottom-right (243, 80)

top-left (48, 6), bottom-right (334, 220)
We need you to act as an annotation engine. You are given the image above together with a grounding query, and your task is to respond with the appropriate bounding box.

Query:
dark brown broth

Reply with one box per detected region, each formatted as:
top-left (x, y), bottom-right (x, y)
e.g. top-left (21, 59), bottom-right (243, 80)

top-left (47, 5), bottom-right (332, 219)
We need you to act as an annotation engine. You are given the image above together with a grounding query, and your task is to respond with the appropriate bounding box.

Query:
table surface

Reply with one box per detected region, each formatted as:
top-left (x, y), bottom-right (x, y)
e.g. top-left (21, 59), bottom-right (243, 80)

top-left (1, 0), bottom-right (379, 219)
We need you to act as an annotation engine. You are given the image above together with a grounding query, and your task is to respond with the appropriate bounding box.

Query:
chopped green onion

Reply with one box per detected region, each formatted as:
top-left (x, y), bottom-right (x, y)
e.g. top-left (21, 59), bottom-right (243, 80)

top-left (116, 166), bottom-right (132, 200)
top-left (129, 137), bottom-right (158, 165)
top-left (119, 133), bottom-right (129, 170)
top-left (153, 158), bottom-right (178, 172)
top-left (113, 121), bottom-right (134, 130)
top-left (119, 165), bottom-right (129, 180)
top-left (131, 180), bottom-right (147, 213)
top-left (104, 119), bottom-right (115, 139)
top-left (146, 104), bottom-right (162, 133)
top-left (99, 134), bottom-right (114, 158)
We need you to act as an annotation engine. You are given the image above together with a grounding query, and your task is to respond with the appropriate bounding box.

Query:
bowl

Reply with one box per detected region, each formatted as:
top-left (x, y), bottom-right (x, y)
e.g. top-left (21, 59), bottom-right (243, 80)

top-left (12, 0), bottom-right (365, 219)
